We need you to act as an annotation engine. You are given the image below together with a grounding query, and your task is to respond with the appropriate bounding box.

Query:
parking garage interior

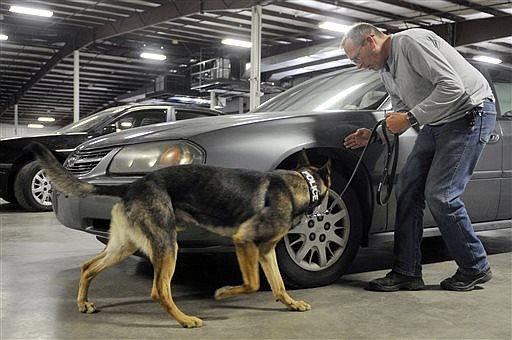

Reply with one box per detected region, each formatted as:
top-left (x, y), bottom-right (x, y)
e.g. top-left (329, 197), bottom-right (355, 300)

top-left (1, 1), bottom-right (511, 339)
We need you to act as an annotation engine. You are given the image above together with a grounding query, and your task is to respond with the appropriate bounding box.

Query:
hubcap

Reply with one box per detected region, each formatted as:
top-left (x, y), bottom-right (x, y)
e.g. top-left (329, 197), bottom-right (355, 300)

top-left (31, 169), bottom-right (52, 206)
top-left (284, 189), bottom-right (350, 271)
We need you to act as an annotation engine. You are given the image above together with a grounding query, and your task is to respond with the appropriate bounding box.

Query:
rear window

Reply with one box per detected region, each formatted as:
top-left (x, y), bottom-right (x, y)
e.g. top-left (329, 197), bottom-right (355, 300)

top-left (490, 68), bottom-right (512, 117)
top-left (175, 110), bottom-right (215, 120)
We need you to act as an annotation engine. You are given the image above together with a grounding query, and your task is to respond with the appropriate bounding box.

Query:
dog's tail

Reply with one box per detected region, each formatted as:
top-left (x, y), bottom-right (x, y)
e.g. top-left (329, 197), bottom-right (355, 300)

top-left (25, 142), bottom-right (127, 198)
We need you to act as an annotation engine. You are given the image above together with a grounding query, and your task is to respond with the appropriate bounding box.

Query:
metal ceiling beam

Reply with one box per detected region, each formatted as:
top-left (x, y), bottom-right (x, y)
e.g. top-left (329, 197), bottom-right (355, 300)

top-left (91, 0), bottom-right (268, 43)
top-left (273, 1), bottom-right (397, 32)
top-left (377, 0), bottom-right (465, 22)
top-left (444, 0), bottom-right (509, 17)
top-left (262, 8), bottom-right (318, 25)
top-left (316, 0), bottom-right (413, 22)
top-left (275, 1), bottom-right (363, 23)
top-left (215, 10), bottom-right (316, 32)
top-left (273, 1), bottom-right (389, 32)
top-left (186, 14), bottom-right (291, 36)
top-left (428, 15), bottom-right (512, 46)
top-left (87, 36), bottom-right (205, 58)
top-left (1, 0), bottom-right (270, 115)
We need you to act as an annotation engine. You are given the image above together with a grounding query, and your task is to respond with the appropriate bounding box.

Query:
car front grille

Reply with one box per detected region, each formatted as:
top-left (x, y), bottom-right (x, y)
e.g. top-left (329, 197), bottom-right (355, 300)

top-left (65, 147), bottom-right (113, 175)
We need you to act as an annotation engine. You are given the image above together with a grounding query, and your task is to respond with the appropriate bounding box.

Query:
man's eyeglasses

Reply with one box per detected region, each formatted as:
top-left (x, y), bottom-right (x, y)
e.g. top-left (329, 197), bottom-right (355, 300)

top-left (348, 35), bottom-right (374, 65)
top-left (349, 44), bottom-right (365, 65)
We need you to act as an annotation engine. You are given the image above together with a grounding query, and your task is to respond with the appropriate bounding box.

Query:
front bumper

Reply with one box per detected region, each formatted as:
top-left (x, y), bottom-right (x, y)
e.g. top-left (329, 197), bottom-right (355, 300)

top-left (53, 190), bottom-right (234, 253)
top-left (0, 164), bottom-right (13, 199)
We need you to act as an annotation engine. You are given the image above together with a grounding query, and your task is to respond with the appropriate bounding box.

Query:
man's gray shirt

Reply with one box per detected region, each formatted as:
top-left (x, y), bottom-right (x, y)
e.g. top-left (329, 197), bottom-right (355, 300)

top-left (379, 28), bottom-right (494, 126)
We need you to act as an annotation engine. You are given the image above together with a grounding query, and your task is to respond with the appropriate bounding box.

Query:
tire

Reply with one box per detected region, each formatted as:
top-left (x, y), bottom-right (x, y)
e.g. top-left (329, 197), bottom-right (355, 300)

top-left (14, 161), bottom-right (53, 212)
top-left (276, 171), bottom-right (363, 288)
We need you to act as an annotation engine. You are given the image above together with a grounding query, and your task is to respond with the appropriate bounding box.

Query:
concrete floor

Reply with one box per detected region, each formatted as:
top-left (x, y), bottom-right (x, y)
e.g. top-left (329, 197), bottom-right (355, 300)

top-left (1, 200), bottom-right (511, 339)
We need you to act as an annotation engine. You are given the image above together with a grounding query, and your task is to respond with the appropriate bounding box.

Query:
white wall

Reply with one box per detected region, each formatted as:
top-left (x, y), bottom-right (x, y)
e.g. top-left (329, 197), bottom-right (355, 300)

top-left (0, 123), bottom-right (61, 139)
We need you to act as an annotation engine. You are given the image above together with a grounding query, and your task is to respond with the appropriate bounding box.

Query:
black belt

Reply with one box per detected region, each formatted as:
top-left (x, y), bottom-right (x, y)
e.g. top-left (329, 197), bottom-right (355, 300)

top-left (428, 104), bottom-right (485, 128)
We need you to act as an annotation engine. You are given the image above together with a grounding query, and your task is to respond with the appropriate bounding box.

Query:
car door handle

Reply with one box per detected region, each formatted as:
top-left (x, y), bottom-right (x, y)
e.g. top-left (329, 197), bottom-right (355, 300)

top-left (488, 133), bottom-right (500, 144)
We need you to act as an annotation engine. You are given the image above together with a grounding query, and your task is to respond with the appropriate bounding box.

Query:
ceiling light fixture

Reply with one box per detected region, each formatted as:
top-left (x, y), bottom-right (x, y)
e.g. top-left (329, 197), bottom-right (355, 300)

top-left (28, 124), bottom-right (44, 129)
top-left (472, 55), bottom-right (502, 64)
top-left (222, 38), bottom-right (252, 48)
top-left (38, 117), bottom-right (55, 122)
top-left (87, 84), bottom-right (110, 91)
top-left (319, 22), bottom-right (351, 33)
top-left (140, 52), bottom-right (167, 61)
top-left (9, 5), bottom-right (53, 17)
top-left (0, 34), bottom-right (7, 41)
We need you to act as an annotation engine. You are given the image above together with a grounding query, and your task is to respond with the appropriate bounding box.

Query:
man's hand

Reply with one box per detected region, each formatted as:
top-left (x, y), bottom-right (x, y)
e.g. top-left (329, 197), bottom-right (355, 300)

top-left (385, 112), bottom-right (410, 134)
top-left (344, 128), bottom-right (372, 149)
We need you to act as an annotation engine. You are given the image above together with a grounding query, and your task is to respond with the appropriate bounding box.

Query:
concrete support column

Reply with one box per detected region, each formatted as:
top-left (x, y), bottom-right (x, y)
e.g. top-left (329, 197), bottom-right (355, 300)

top-left (14, 104), bottom-right (18, 136)
top-left (210, 91), bottom-right (217, 110)
top-left (73, 50), bottom-right (80, 122)
top-left (249, 5), bottom-right (262, 112)
top-left (239, 97), bottom-right (244, 114)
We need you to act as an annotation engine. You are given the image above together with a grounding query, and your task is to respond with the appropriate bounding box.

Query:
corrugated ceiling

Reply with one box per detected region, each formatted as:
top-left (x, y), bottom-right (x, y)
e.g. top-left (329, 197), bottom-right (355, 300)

top-left (0, 0), bottom-right (510, 126)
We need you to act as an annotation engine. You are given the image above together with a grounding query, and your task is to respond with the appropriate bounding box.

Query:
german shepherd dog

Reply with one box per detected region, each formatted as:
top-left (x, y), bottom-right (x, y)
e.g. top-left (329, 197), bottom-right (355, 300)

top-left (27, 142), bottom-right (331, 328)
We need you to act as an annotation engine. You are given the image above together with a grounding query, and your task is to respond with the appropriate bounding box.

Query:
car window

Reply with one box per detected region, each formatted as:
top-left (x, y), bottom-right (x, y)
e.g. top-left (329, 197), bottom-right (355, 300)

top-left (107, 109), bottom-right (168, 132)
top-left (175, 110), bottom-right (214, 120)
top-left (253, 68), bottom-right (387, 112)
top-left (488, 69), bottom-right (512, 117)
top-left (56, 105), bottom-right (129, 133)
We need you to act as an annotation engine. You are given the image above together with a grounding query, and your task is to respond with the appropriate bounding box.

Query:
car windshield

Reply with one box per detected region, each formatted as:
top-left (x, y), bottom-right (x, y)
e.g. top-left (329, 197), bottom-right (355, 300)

top-left (56, 105), bottom-right (129, 133)
top-left (253, 68), bottom-right (387, 112)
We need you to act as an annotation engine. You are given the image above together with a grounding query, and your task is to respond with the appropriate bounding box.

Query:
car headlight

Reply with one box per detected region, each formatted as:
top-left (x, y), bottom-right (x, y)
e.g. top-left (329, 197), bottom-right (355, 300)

top-left (109, 140), bottom-right (205, 174)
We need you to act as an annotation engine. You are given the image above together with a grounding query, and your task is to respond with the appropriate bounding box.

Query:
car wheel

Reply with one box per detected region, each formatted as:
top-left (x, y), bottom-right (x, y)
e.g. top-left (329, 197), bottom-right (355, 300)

top-left (276, 172), bottom-right (363, 288)
top-left (14, 161), bottom-right (53, 212)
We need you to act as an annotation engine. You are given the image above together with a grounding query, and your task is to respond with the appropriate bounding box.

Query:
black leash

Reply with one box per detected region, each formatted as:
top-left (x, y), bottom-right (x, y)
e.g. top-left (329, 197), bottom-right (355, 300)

top-left (340, 119), bottom-right (399, 206)
top-left (376, 120), bottom-right (399, 205)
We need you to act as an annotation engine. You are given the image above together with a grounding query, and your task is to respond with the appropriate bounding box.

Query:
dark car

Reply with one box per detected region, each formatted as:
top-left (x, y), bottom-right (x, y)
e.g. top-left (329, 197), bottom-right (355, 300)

top-left (0, 103), bottom-right (220, 211)
top-left (53, 63), bottom-right (511, 288)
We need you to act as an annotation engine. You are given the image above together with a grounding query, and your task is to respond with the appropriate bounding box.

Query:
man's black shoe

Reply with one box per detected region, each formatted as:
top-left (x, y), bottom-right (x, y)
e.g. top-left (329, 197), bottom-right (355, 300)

top-left (367, 271), bottom-right (425, 292)
top-left (440, 268), bottom-right (492, 292)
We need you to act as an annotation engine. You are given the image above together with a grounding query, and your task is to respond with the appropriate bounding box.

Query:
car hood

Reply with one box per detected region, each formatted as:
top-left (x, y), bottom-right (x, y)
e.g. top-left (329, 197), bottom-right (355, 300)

top-left (0, 132), bottom-right (90, 162)
top-left (0, 132), bottom-right (88, 149)
top-left (76, 111), bottom-right (320, 150)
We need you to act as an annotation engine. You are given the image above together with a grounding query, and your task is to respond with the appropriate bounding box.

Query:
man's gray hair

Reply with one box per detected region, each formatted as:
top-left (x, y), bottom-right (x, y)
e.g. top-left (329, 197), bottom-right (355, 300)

top-left (341, 23), bottom-right (384, 48)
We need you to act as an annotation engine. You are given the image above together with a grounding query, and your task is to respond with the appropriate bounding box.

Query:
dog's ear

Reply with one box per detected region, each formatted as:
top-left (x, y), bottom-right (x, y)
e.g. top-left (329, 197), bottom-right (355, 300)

top-left (297, 149), bottom-right (310, 167)
top-left (319, 159), bottom-right (332, 185)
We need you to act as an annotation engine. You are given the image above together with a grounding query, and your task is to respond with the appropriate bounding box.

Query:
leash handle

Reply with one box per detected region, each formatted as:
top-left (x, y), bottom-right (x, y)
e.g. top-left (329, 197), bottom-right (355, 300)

top-left (376, 120), bottom-right (399, 206)
top-left (340, 119), bottom-right (400, 206)
top-left (339, 119), bottom-right (383, 199)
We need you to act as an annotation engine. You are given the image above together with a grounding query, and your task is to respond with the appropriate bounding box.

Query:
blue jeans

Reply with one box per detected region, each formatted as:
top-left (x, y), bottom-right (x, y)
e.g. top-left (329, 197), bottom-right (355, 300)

top-left (393, 100), bottom-right (497, 277)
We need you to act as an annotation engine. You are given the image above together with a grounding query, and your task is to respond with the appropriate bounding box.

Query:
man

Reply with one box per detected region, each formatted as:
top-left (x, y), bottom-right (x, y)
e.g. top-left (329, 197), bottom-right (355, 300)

top-left (342, 23), bottom-right (496, 292)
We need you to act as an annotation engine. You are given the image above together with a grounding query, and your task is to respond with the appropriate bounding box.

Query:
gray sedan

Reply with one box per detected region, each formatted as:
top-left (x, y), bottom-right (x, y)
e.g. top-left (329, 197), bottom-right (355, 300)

top-left (53, 64), bottom-right (511, 288)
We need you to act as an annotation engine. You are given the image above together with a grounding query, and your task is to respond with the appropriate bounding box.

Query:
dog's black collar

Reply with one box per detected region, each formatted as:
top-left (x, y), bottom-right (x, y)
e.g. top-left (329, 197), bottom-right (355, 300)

top-left (300, 170), bottom-right (319, 214)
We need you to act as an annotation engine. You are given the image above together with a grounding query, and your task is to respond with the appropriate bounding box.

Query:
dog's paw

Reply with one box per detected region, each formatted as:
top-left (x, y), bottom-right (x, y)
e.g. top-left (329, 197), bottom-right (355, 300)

top-left (179, 315), bottom-right (203, 328)
top-left (288, 300), bottom-right (311, 312)
top-left (150, 288), bottom-right (160, 301)
top-left (78, 301), bottom-right (97, 313)
top-left (214, 285), bottom-right (234, 300)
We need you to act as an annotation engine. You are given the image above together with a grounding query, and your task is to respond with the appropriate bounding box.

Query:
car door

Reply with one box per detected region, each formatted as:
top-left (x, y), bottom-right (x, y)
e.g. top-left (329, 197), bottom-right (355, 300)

top-left (486, 66), bottom-right (512, 220)
top-left (459, 64), bottom-right (506, 222)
